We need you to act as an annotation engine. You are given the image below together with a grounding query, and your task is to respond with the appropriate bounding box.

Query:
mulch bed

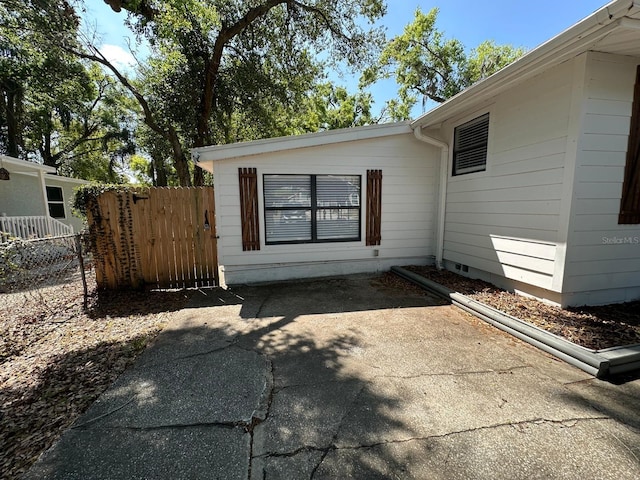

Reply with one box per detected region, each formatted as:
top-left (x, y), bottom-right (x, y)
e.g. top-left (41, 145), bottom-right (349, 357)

top-left (401, 266), bottom-right (640, 351)
top-left (0, 276), bottom-right (192, 479)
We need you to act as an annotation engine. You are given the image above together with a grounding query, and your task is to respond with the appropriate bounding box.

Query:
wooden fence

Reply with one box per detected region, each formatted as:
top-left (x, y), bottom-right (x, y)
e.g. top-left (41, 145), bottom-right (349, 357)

top-left (87, 187), bottom-right (218, 290)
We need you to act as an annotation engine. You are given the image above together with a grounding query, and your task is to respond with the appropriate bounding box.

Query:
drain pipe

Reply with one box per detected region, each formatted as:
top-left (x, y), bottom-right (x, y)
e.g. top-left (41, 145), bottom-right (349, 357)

top-left (413, 126), bottom-right (448, 269)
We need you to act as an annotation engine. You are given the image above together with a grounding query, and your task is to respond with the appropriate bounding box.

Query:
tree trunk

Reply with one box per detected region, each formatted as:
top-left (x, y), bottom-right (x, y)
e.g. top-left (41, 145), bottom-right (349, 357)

top-left (193, 163), bottom-right (204, 186)
top-left (152, 155), bottom-right (168, 186)
top-left (1, 87), bottom-right (20, 157)
top-left (168, 128), bottom-right (191, 186)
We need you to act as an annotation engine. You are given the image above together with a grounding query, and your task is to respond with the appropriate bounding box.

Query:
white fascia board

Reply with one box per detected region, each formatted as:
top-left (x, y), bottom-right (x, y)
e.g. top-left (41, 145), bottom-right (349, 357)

top-left (411, 0), bottom-right (637, 130)
top-left (45, 174), bottom-right (92, 185)
top-left (193, 122), bottom-right (412, 164)
top-left (1, 155), bottom-right (57, 174)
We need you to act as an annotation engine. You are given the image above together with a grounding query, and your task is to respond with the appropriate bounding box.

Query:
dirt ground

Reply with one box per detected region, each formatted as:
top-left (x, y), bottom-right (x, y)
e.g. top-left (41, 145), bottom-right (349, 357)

top-left (0, 276), bottom-right (192, 479)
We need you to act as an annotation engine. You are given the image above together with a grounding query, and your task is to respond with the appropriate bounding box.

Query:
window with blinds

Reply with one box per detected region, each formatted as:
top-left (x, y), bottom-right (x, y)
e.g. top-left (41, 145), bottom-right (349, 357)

top-left (263, 174), bottom-right (361, 244)
top-left (453, 113), bottom-right (489, 176)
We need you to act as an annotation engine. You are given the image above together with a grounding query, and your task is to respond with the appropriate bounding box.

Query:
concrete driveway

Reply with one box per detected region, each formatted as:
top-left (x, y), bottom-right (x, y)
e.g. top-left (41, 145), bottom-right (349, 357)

top-left (27, 274), bottom-right (640, 479)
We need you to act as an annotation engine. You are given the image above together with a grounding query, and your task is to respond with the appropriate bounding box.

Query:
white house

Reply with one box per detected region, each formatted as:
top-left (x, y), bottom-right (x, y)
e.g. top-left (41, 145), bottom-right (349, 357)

top-left (194, 0), bottom-right (640, 307)
top-left (0, 155), bottom-right (89, 238)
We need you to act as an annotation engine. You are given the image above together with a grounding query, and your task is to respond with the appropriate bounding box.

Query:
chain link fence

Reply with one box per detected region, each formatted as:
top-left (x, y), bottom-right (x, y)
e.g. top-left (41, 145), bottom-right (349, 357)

top-left (0, 233), bottom-right (92, 307)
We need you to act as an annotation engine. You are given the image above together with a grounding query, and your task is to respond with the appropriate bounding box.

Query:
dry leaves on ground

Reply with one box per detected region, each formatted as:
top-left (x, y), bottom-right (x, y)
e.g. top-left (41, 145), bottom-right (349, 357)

top-left (402, 266), bottom-right (640, 350)
top-left (0, 276), bottom-right (192, 480)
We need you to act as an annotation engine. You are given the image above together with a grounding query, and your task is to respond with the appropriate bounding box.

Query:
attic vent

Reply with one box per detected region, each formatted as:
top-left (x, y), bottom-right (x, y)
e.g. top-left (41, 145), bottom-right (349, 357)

top-left (453, 113), bottom-right (489, 176)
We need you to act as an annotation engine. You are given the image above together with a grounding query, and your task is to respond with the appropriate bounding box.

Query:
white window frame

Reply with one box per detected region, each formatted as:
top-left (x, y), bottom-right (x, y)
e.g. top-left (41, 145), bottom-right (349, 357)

top-left (452, 113), bottom-right (490, 176)
top-left (46, 186), bottom-right (66, 219)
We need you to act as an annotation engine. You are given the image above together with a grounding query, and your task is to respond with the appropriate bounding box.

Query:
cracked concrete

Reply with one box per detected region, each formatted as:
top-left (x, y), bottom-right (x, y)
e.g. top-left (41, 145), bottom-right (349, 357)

top-left (26, 274), bottom-right (640, 479)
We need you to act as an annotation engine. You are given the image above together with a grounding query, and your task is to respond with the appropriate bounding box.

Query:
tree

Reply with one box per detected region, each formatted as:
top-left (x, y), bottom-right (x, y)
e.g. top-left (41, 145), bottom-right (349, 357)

top-left (363, 7), bottom-right (525, 120)
top-left (73, 0), bottom-right (386, 186)
top-left (0, 0), bottom-right (136, 182)
top-left (132, 126), bottom-right (178, 186)
top-left (461, 40), bottom-right (525, 87)
top-left (301, 82), bottom-right (375, 131)
top-left (0, 0), bottom-right (80, 158)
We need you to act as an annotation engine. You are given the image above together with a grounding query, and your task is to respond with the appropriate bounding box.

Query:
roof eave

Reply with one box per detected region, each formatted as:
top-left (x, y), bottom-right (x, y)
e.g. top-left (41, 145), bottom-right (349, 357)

top-left (1, 155), bottom-right (57, 174)
top-left (193, 122), bottom-right (412, 165)
top-left (410, 0), bottom-right (638, 130)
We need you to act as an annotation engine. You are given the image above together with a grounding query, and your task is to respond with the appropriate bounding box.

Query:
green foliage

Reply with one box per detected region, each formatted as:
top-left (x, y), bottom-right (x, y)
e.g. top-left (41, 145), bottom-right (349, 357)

top-left (364, 8), bottom-right (526, 119)
top-left (0, 1), bottom-right (137, 182)
top-left (461, 40), bottom-right (526, 86)
top-left (72, 183), bottom-right (143, 217)
top-left (295, 82), bottom-right (375, 132)
top-left (92, 0), bottom-right (387, 185)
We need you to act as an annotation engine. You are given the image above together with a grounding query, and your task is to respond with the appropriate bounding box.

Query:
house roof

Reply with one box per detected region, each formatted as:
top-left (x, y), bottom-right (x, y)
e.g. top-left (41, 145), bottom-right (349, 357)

top-left (193, 122), bottom-right (412, 165)
top-left (411, 0), bottom-right (640, 129)
top-left (0, 155), bottom-right (90, 184)
top-left (1, 155), bottom-right (57, 175)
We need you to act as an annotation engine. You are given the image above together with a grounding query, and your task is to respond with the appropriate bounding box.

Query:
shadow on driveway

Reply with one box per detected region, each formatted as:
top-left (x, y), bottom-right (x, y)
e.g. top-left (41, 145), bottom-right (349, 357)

top-left (26, 274), bottom-right (640, 479)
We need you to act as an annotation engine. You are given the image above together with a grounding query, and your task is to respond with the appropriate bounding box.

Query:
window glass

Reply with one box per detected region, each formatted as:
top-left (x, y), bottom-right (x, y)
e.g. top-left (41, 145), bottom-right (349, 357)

top-left (46, 186), bottom-right (64, 202)
top-left (264, 174), bottom-right (361, 244)
top-left (316, 175), bottom-right (360, 207)
top-left (265, 210), bottom-right (312, 242)
top-left (48, 203), bottom-right (66, 219)
top-left (316, 209), bottom-right (360, 240)
top-left (45, 186), bottom-right (65, 219)
top-left (263, 175), bottom-right (311, 207)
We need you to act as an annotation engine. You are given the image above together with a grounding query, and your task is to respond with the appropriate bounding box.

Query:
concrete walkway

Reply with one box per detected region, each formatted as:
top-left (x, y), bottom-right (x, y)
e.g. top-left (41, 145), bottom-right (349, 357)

top-left (27, 274), bottom-right (640, 479)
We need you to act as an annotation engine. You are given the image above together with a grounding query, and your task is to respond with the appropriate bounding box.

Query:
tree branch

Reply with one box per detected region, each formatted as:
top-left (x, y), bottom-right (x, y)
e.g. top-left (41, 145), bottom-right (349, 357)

top-left (291, 0), bottom-right (351, 42)
top-left (65, 39), bottom-right (191, 185)
top-left (198, 0), bottom-right (290, 146)
top-left (103, 0), bottom-right (157, 19)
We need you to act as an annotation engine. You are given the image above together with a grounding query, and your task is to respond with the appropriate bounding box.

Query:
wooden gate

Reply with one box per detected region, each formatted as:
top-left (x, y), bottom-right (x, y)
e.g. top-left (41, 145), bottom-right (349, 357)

top-left (87, 187), bottom-right (218, 289)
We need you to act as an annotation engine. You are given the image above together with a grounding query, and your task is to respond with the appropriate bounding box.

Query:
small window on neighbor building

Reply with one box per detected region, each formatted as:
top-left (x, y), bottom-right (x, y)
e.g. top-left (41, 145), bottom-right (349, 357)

top-left (46, 186), bottom-right (66, 219)
top-left (453, 113), bottom-right (489, 176)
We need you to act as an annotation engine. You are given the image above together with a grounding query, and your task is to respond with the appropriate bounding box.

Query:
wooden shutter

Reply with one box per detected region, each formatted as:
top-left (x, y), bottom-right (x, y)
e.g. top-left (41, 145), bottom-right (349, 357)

top-left (619, 65), bottom-right (640, 224)
top-left (239, 168), bottom-right (260, 250)
top-left (366, 169), bottom-right (382, 246)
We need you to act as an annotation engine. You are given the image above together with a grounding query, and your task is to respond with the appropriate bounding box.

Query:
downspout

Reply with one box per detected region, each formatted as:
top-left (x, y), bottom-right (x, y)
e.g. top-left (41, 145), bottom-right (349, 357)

top-left (413, 126), bottom-right (448, 270)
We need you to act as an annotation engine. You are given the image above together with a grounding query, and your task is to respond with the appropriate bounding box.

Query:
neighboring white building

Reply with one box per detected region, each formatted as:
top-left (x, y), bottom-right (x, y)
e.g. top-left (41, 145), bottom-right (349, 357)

top-left (0, 155), bottom-right (90, 236)
top-left (194, 0), bottom-right (640, 307)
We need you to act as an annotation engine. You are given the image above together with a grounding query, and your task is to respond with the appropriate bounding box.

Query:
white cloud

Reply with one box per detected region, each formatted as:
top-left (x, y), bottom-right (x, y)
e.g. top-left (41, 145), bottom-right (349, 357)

top-left (99, 44), bottom-right (136, 70)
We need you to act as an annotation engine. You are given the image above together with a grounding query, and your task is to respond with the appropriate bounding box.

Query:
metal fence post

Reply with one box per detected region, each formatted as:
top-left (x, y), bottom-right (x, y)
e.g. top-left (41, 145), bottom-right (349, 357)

top-left (75, 234), bottom-right (88, 309)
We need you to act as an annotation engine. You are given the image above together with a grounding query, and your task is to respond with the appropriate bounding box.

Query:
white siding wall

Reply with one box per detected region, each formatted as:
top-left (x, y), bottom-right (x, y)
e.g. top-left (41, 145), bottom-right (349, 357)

top-left (439, 59), bottom-right (577, 295)
top-left (212, 134), bottom-right (439, 285)
top-left (0, 174), bottom-right (86, 233)
top-left (0, 173), bottom-right (46, 217)
top-left (564, 52), bottom-right (640, 306)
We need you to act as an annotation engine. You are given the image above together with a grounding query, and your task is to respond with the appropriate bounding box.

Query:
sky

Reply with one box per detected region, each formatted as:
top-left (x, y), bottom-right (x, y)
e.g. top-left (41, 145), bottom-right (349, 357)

top-left (83, 0), bottom-right (609, 117)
